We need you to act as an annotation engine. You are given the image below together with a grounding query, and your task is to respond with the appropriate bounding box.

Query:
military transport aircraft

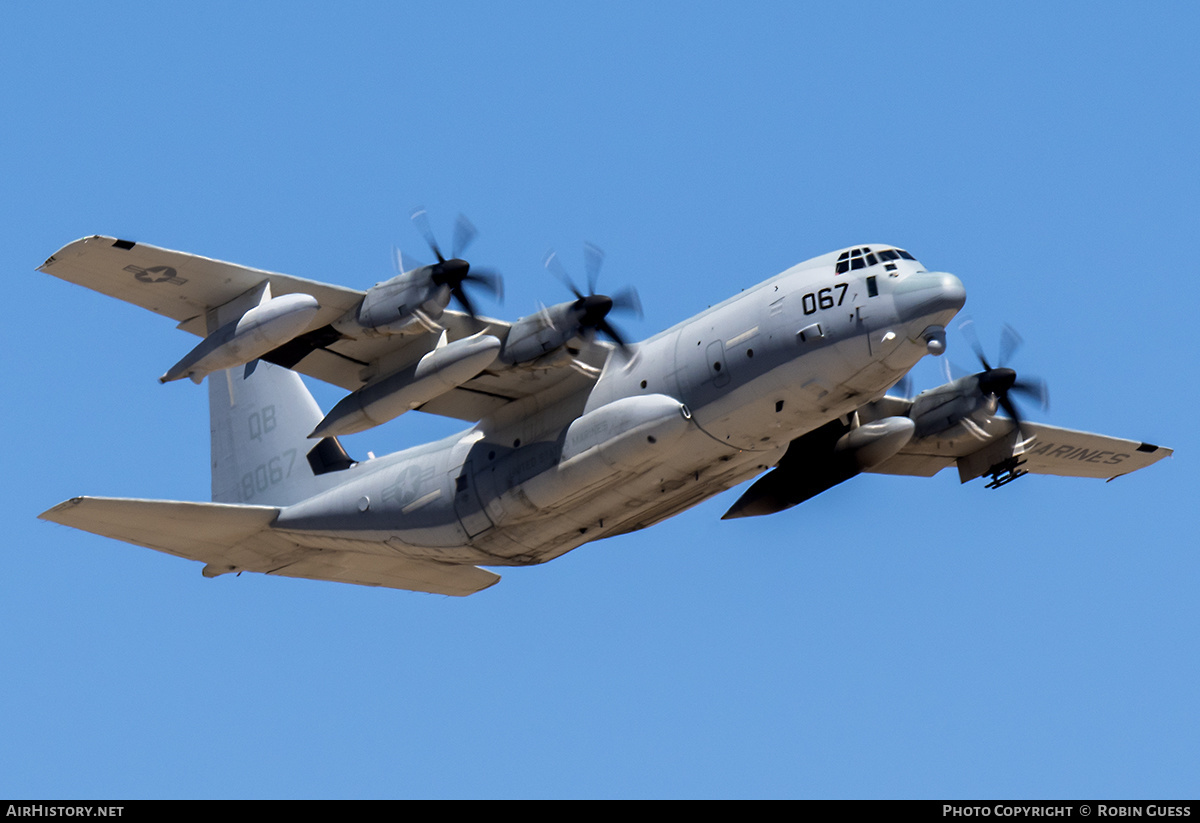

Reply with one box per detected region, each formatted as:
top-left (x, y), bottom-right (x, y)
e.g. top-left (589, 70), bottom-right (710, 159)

top-left (37, 220), bottom-right (1172, 595)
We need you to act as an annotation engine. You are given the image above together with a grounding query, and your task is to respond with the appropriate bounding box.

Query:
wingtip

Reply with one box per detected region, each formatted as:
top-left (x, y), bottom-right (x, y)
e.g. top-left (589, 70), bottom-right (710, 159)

top-left (38, 496), bottom-right (87, 523)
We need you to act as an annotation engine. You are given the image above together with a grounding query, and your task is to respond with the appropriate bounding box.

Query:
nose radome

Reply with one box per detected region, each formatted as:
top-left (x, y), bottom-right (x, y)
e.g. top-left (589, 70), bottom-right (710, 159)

top-left (939, 273), bottom-right (967, 312)
top-left (894, 271), bottom-right (966, 320)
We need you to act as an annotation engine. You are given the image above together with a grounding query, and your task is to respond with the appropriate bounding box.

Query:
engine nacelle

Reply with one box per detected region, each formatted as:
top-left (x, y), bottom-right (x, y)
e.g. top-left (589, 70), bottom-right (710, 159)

top-left (498, 302), bottom-right (587, 365)
top-left (335, 267), bottom-right (450, 338)
top-left (160, 292), bottom-right (320, 384)
top-left (907, 374), bottom-right (992, 438)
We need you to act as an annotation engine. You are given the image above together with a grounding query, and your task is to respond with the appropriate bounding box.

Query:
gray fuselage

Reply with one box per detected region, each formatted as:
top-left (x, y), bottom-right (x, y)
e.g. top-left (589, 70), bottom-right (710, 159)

top-left (273, 247), bottom-right (966, 567)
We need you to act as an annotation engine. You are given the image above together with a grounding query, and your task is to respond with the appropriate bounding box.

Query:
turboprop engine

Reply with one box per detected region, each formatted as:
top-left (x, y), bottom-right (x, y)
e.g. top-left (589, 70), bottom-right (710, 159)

top-left (499, 300), bottom-right (598, 365)
top-left (500, 246), bottom-right (642, 366)
top-left (906, 325), bottom-right (1048, 441)
top-left (334, 266), bottom-right (451, 337)
top-left (906, 374), bottom-right (1000, 438)
top-left (335, 211), bottom-right (503, 339)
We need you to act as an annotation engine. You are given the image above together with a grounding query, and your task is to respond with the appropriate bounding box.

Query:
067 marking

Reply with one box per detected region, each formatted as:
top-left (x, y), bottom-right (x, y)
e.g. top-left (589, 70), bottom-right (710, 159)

top-left (802, 284), bottom-right (848, 316)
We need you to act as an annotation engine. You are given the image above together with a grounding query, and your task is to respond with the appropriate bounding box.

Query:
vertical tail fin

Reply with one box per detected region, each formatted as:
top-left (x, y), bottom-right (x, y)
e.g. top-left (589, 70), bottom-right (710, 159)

top-left (208, 362), bottom-right (353, 506)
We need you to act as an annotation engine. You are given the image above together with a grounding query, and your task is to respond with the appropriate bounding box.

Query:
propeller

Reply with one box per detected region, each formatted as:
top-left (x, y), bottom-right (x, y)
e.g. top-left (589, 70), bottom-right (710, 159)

top-left (408, 207), bottom-right (503, 319)
top-left (543, 243), bottom-right (643, 352)
top-left (960, 319), bottom-right (1049, 437)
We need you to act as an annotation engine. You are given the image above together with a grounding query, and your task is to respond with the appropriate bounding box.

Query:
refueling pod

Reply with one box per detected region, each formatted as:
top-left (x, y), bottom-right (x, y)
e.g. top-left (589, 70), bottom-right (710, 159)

top-left (161, 288), bottom-right (320, 384)
top-left (311, 334), bottom-right (502, 438)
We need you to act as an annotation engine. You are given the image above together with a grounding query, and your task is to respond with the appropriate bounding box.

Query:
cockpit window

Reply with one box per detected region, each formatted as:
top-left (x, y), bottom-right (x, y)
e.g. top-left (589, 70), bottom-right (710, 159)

top-left (836, 247), bottom-right (914, 274)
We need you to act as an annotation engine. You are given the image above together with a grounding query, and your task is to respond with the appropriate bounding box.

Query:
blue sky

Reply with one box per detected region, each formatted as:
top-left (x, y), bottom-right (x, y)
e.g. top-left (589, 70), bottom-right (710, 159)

top-left (2, 2), bottom-right (1196, 798)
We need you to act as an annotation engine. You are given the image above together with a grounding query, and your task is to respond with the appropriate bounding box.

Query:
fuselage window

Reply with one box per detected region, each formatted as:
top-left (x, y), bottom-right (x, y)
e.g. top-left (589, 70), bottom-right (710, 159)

top-left (836, 250), bottom-right (850, 275)
top-left (838, 247), bottom-right (904, 274)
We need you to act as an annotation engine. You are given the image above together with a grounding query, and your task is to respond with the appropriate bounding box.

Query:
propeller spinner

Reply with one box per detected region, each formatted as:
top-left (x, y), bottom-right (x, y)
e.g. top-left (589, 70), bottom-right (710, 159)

top-left (409, 208), bottom-right (503, 319)
top-left (961, 320), bottom-right (1049, 437)
top-left (543, 243), bottom-right (642, 352)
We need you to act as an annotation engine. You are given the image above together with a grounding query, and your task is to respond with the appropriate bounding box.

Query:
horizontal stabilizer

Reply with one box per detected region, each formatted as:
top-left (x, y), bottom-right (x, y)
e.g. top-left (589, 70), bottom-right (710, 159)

top-left (39, 496), bottom-right (279, 560)
top-left (39, 496), bottom-right (500, 596)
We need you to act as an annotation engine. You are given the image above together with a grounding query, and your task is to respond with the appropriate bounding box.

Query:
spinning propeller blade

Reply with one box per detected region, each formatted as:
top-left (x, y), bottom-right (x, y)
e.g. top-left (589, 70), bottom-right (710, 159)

top-left (408, 207), bottom-right (503, 320)
top-left (544, 244), bottom-right (641, 353)
top-left (959, 319), bottom-right (1049, 437)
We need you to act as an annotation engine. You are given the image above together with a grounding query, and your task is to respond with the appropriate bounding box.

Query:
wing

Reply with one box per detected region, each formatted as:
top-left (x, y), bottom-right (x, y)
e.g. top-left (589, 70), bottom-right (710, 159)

top-left (39, 236), bottom-right (602, 422)
top-left (39, 496), bottom-right (500, 596)
top-left (868, 413), bottom-right (1173, 483)
top-left (39, 235), bottom-right (365, 333)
